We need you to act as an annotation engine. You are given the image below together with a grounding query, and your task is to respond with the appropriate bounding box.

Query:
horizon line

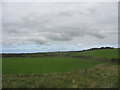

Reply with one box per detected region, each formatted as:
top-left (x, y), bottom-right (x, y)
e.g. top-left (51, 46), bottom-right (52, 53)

top-left (1, 46), bottom-right (118, 54)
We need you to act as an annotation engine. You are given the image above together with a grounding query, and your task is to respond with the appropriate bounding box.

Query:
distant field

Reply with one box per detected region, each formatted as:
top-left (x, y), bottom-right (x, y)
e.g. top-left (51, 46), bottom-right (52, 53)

top-left (72, 49), bottom-right (118, 59)
top-left (3, 57), bottom-right (102, 74)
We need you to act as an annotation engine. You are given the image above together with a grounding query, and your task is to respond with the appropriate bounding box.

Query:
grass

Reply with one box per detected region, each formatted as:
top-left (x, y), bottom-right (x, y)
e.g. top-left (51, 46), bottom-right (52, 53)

top-left (2, 48), bottom-right (119, 88)
top-left (2, 63), bottom-right (118, 88)
top-left (3, 57), bottom-right (102, 74)
top-left (72, 48), bottom-right (118, 59)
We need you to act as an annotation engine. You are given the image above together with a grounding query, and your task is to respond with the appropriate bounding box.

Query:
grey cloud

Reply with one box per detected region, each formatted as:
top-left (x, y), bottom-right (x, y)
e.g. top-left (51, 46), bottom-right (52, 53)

top-left (45, 33), bottom-right (72, 41)
top-left (28, 37), bottom-right (47, 45)
top-left (2, 2), bottom-right (118, 48)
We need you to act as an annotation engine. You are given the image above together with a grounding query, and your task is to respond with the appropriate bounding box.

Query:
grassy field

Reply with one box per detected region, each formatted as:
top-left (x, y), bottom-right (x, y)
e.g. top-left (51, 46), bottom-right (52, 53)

top-left (3, 63), bottom-right (118, 88)
top-left (2, 48), bottom-right (119, 88)
top-left (72, 48), bottom-right (118, 59)
top-left (3, 57), bottom-right (102, 74)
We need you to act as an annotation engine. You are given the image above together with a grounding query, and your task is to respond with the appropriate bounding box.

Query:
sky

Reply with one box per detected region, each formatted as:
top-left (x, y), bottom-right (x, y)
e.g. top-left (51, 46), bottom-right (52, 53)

top-left (2, 2), bottom-right (118, 53)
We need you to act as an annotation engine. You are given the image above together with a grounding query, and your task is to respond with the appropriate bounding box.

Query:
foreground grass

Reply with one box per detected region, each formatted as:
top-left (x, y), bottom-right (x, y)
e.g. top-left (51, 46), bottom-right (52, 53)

top-left (3, 57), bottom-right (102, 74)
top-left (3, 63), bottom-right (118, 88)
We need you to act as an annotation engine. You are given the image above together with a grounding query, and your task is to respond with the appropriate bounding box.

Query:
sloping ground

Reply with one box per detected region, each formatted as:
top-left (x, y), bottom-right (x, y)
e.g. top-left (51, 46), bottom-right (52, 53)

top-left (3, 63), bottom-right (118, 88)
top-left (72, 48), bottom-right (119, 59)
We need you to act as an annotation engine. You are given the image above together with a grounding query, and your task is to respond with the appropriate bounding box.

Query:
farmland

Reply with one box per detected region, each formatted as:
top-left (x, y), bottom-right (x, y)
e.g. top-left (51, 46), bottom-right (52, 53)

top-left (3, 57), bottom-right (102, 74)
top-left (2, 48), bottom-right (119, 88)
top-left (72, 48), bottom-right (118, 59)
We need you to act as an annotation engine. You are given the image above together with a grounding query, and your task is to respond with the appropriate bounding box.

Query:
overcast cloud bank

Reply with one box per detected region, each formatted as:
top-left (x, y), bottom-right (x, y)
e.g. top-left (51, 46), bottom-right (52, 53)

top-left (2, 2), bottom-right (118, 53)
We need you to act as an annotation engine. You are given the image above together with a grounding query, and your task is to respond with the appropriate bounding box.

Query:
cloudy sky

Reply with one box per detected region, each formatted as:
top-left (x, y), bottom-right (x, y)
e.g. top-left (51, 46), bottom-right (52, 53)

top-left (2, 2), bottom-right (118, 53)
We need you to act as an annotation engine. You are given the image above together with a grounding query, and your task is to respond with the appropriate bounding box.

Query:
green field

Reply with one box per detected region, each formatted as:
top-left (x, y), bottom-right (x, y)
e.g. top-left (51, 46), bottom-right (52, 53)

top-left (72, 49), bottom-right (118, 59)
top-left (3, 63), bottom-right (118, 88)
top-left (3, 57), bottom-right (102, 74)
top-left (2, 48), bottom-right (119, 88)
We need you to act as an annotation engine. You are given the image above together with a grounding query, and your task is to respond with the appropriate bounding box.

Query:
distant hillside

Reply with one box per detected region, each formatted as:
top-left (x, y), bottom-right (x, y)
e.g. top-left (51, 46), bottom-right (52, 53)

top-left (72, 48), bottom-right (118, 59)
top-left (2, 47), bottom-right (118, 58)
